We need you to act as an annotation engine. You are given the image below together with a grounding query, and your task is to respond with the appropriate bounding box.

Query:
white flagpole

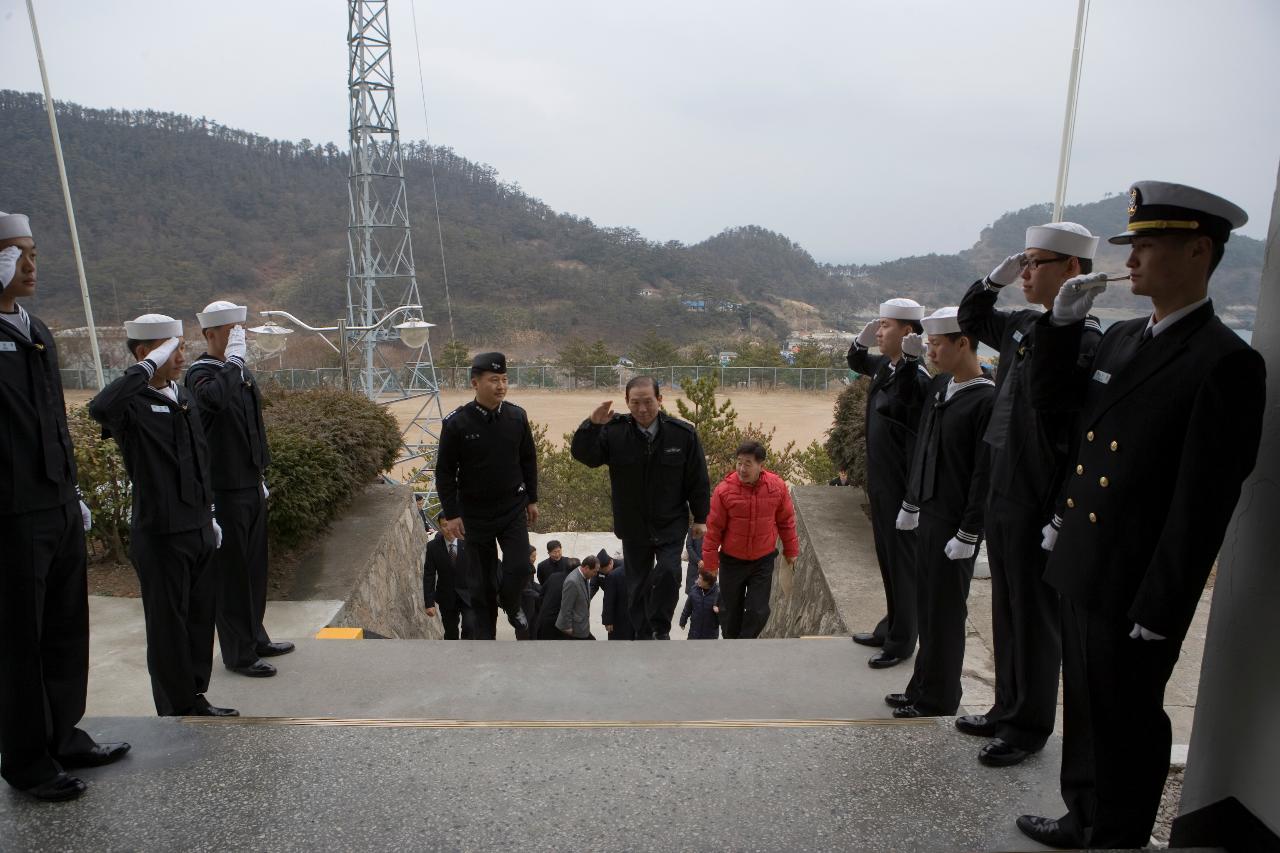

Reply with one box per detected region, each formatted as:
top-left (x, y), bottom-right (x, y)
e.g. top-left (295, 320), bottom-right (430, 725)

top-left (25, 0), bottom-right (105, 388)
top-left (1052, 0), bottom-right (1090, 223)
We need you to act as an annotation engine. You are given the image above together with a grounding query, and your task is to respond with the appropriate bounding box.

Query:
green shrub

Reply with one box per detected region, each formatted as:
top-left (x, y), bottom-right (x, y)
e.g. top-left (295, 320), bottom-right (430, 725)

top-left (531, 424), bottom-right (615, 533)
top-left (824, 379), bottom-right (869, 489)
top-left (68, 404), bottom-right (131, 563)
top-left (261, 387), bottom-right (403, 548)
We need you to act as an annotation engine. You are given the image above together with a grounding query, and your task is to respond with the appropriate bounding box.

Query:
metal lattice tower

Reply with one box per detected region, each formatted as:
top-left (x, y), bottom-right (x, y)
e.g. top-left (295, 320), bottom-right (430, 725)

top-left (347, 0), bottom-right (446, 509)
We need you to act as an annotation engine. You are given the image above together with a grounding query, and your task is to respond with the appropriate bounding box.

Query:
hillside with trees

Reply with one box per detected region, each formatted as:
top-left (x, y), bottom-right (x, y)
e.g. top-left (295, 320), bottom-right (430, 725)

top-left (1, 90), bottom-right (1263, 362)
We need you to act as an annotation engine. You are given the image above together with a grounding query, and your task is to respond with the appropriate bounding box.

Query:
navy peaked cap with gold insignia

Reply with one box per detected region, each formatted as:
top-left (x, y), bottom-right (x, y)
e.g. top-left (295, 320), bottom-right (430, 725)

top-left (1111, 181), bottom-right (1247, 245)
top-left (470, 351), bottom-right (507, 375)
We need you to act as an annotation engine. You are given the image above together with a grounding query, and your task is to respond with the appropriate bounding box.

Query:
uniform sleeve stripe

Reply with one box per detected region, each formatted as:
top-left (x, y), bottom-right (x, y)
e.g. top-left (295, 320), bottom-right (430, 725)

top-left (901, 502), bottom-right (919, 513)
top-left (1052, 514), bottom-right (1063, 529)
top-left (138, 359), bottom-right (156, 379)
top-left (955, 530), bottom-right (979, 543)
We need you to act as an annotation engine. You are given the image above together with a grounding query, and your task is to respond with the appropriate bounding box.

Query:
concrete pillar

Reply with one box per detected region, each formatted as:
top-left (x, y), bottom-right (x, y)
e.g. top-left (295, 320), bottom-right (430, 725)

top-left (1172, 163), bottom-right (1280, 848)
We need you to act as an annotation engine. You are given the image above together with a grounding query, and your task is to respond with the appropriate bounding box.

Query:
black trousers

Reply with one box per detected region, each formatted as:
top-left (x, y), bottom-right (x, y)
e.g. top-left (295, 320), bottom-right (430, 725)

top-left (867, 489), bottom-right (919, 658)
top-left (0, 501), bottom-right (96, 790)
top-left (130, 525), bottom-right (217, 716)
top-left (985, 496), bottom-right (1061, 751)
top-left (718, 550), bottom-right (776, 639)
top-left (212, 487), bottom-right (271, 668)
top-left (465, 505), bottom-right (532, 640)
top-left (1057, 599), bottom-right (1181, 848)
top-left (621, 538), bottom-right (682, 639)
top-left (902, 515), bottom-right (974, 714)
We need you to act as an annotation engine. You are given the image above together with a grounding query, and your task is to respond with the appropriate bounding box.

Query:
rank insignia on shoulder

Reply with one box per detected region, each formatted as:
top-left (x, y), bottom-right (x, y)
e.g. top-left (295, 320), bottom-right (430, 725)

top-left (1092, 370), bottom-right (1111, 384)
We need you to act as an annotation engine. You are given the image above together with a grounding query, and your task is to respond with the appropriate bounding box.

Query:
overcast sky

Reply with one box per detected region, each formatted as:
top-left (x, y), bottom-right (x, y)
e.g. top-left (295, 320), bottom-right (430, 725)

top-left (2, 0), bottom-right (1277, 263)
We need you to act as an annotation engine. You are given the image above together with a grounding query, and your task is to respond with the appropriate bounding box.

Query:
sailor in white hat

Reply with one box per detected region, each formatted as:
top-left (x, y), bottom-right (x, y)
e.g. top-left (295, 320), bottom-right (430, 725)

top-left (186, 301), bottom-right (292, 678)
top-left (845, 296), bottom-right (930, 668)
top-left (951, 222), bottom-right (1104, 768)
top-left (0, 212), bottom-right (130, 801)
top-left (888, 306), bottom-right (995, 722)
top-left (1018, 182), bottom-right (1265, 848)
top-left (89, 314), bottom-right (237, 719)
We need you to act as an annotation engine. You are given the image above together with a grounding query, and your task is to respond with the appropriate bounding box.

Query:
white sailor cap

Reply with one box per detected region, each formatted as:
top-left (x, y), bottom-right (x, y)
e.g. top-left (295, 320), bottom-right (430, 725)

top-left (879, 297), bottom-right (925, 321)
top-left (124, 313), bottom-right (183, 340)
top-left (0, 211), bottom-right (32, 241)
top-left (1111, 181), bottom-right (1247, 245)
top-left (921, 306), bottom-right (961, 336)
top-left (197, 300), bottom-right (248, 328)
top-left (1025, 222), bottom-right (1099, 259)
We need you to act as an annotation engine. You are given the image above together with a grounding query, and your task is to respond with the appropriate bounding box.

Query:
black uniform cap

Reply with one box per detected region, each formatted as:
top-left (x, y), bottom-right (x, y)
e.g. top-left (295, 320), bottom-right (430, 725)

top-left (1110, 181), bottom-right (1247, 245)
top-left (470, 352), bottom-right (507, 376)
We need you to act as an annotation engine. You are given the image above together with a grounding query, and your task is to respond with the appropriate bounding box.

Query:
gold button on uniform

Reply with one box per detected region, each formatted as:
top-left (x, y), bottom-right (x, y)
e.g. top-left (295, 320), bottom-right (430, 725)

top-left (1086, 431), bottom-right (1095, 442)
top-left (1110, 441), bottom-right (1119, 451)
top-left (1088, 512), bottom-right (1097, 523)
top-left (1076, 464), bottom-right (1084, 475)
top-left (1099, 477), bottom-right (1109, 487)
top-left (1066, 498), bottom-right (1075, 508)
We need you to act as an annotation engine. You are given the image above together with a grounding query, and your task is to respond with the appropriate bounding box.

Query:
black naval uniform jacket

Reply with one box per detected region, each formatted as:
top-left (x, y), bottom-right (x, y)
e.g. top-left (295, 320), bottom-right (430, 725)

top-left (436, 399), bottom-right (537, 524)
top-left (570, 411), bottom-right (710, 545)
top-left (0, 311), bottom-right (80, 514)
top-left (902, 374), bottom-right (996, 544)
top-left (847, 344), bottom-right (931, 498)
top-left (184, 355), bottom-right (270, 490)
top-left (958, 279), bottom-right (1102, 515)
top-left (89, 365), bottom-right (214, 534)
top-left (1029, 302), bottom-right (1265, 641)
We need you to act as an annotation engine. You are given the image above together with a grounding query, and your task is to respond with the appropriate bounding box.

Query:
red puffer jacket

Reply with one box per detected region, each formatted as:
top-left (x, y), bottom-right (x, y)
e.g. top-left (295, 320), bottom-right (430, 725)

top-left (702, 469), bottom-right (800, 571)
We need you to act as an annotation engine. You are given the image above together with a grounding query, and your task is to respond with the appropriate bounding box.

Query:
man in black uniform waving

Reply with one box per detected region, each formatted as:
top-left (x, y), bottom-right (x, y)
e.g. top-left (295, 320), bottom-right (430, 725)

top-left (0, 211), bottom-right (130, 802)
top-left (571, 376), bottom-right (710, 640)
top-left (435, 353), bottom-right (537, 640)
top-left (186, 300), bottom-right (293, 678)
top-left (1018, 182), bottom-right (1266, 849)
top-left (956, 223), bottom-right (1102, 767)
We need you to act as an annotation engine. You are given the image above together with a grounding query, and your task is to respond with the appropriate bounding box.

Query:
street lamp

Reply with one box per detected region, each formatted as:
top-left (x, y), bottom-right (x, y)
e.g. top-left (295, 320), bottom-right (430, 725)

top-left (253, 304), bottom-right (432, 396)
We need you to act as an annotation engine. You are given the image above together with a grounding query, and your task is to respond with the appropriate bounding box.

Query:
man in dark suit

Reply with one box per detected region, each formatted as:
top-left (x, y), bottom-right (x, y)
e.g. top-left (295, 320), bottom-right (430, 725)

top-left (423, 513), bottom-right (472, 640)
top-left (1018, 182), bottom-right (1266, 850)
top-left (534, 568), bottom-right (571, 640)
top-left (536, 540), bottom-right (572, 588)
top-left (599, 551), bottom-right (633, 640)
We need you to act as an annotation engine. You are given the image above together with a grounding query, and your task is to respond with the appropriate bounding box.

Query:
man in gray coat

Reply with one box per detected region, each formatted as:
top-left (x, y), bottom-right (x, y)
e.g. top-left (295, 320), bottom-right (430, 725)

top-left (556, 556), bottom-right (599, 640)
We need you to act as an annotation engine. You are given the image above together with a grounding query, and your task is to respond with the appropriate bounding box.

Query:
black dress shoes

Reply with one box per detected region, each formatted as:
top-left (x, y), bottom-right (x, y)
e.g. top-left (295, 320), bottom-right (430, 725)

top-left (884, 692), bottom-right (912, 708)
top-left (867, 651), bottom-right (903, 669)
top-left (58, 742), bottom-right (131, 769)
top-left (229, 660), bottom-right (277, 678)
top-left (23, 772), bottom-right (86, 802)
top-left (255, 641), bottom-right (295, 657)
top-left (1015, 814), bottom-right (1080, 849)
top-left (955, 713), bottom-right (998, 737)
top-left (190, 696), bottom-right (240, 717)
top-left (892, 705), bottom-right (925, 719)
top-left (979, 738), bottom-right (1033, 767)
top-left (851, 632), bottom-right (885, 647)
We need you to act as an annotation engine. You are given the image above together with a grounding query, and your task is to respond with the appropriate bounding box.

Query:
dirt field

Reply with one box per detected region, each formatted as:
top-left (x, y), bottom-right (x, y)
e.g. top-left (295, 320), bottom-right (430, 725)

top-left (68, 386), bottom-right (843, 449)
top-left (387, 386), bottom-right (843, 449)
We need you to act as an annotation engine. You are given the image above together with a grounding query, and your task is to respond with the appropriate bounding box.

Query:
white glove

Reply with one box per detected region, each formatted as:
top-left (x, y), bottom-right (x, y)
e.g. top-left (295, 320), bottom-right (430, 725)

top-left (143, 337), bottom-right (182, 370)
top-left (855, 320), bottom-right (879, 349)
top-left (901, 332), bottom-right (925, 359)
top-left (895, 507), bottom-right (919, 531)
top-left (79, 500), bottom-right (92, 532)
top-left (1040, 522), bottom-right (1058, 552)
top-left (1051, 273), bottom-right (1110, 326)
top-left (987, 252), bottom-right (1025, 288)
top-left (211, 518), bottom-right (223, 549)
top-left (225, 325), bottom-right (247, 363)
top-left (261, 481), bottom-right (270, 499)
top-left (944, 536), bottom-right (977, 560)
top-left (0, 246), bottom-right (20, 289)
top-left (1129, 623), bottom-right (1166, 641)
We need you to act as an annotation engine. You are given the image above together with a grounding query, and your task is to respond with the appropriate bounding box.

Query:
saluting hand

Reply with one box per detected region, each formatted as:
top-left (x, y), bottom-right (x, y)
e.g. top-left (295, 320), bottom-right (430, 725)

top-left (986, 253), bottom-right (1025, 288)
top-left (855, 320), bottom-right (878, 349)
top-left (589, 400), bottom-right (614, 424)
top-left (225, 325), bottom-right (248, 362)
top-left (901, 332), bottom-right (925, 359)
top-left (0, 246), bottom-right (20, 289)
top-left (144, 337), bottom-right (182, 369)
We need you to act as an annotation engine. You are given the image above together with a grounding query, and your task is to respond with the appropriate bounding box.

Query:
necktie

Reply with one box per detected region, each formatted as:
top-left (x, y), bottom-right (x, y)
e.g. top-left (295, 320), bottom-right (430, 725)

top-left (449, 542), bottom-right (457, 563)
top-left (1139, 326), bottom-right (1154, 347)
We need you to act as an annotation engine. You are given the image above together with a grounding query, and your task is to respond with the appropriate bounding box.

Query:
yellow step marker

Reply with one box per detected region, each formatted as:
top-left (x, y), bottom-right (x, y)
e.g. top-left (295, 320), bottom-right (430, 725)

top-left (315, 627), bottom-right (363, 640)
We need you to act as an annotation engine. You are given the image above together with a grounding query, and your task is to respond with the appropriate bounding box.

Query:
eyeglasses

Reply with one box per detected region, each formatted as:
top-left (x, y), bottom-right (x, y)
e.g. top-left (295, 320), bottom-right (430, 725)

top-left (1019, 255), bottom-right (1069, 272)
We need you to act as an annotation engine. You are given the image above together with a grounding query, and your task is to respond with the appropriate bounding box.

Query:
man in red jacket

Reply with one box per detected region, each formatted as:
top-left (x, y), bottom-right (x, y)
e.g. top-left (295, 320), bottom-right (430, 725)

top-left (703, 441), bottom-right (800, 638)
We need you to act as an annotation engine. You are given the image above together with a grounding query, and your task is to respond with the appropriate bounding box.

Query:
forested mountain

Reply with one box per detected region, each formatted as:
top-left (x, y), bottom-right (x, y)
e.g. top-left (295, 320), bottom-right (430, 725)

top-left (1, 90), bottom-right (1262, 359)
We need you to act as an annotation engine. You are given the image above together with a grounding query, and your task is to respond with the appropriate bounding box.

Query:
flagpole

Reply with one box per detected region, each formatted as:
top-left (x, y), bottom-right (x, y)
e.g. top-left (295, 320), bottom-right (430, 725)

top-left (1052, 0), bottom-right (1090, 223)
top-left (26, 0), bottom-right (104, 388)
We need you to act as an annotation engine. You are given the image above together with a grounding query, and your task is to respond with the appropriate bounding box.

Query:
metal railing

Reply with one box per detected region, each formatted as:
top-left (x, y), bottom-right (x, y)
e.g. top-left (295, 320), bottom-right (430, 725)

top-left (61, 364), bottom-right (853, 393)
